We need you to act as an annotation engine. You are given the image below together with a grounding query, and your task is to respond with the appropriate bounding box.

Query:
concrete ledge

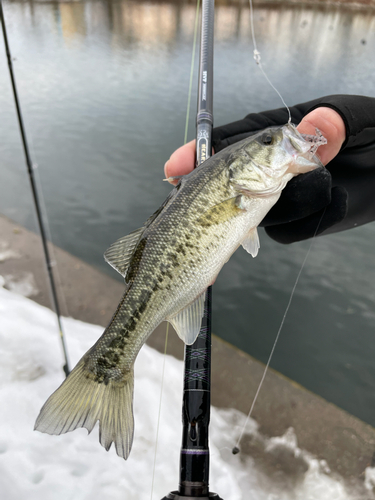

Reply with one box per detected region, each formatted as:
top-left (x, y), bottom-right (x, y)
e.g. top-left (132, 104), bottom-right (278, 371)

top-left (1, 214), bottom-right (374, 494)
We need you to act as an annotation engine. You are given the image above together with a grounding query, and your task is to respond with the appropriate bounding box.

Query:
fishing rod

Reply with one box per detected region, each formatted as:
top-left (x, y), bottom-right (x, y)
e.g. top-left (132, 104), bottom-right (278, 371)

top-left (0, 1), bottom-right (70, 377)
top-left (162, 1), bottom-right (222, 499)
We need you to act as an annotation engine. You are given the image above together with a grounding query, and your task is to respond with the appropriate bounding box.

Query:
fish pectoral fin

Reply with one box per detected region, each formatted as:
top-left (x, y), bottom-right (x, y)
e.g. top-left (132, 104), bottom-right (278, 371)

top-left (241, 227), bottom-right (260, 258)
top-left (168, 291), bottom-right (206, 345)
top-left (104, 227), bottom-right (145, 277)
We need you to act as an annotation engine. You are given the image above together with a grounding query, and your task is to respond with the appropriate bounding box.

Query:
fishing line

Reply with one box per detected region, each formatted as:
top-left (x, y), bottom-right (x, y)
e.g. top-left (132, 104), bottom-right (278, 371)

top-left (248, 0), bottom-right (291, 123)
top-left (232, 1), bottom-right (327, 453)
top-left (0, 0), bottom-right (70, 376)
top-left (232, 209), bottom-right (326, 454)
top-left (150, 322), bottom-right (169, 500)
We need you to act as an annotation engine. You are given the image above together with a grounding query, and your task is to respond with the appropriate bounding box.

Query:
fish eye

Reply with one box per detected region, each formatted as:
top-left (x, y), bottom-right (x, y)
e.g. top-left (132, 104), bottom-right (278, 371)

top-left (261, 133), bottom-right (274, 145)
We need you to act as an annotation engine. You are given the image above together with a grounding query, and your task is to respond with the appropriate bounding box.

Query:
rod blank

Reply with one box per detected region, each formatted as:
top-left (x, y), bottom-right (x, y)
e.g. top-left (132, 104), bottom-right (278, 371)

top-left (0, 1), bottom-right (70, 376)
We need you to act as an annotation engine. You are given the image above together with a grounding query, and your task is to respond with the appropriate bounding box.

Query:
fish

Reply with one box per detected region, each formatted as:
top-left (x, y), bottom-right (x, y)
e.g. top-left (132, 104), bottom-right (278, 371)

top-left (34, 123), bottom-right (326, 460)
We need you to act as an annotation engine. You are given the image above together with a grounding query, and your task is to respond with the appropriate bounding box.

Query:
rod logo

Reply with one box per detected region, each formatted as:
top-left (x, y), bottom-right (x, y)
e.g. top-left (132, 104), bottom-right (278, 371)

top-left (197, 130), bottom-right (209, 163)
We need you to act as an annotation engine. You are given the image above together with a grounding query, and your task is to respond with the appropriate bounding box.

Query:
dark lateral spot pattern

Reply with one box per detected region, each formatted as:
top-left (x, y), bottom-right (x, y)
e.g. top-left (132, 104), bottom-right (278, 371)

top-left (125, 237), bottom-right (147, 283)
top-left (90, 160), bottom-right (235, 385)
top-left (168, 252), bottom-right (180, 268)
top-left (94, 288), bottom-right (153, 384)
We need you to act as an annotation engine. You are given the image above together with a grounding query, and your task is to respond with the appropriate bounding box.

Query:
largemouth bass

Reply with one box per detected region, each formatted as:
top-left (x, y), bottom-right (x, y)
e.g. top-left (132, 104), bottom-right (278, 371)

top-left (35, 123), bottom-right (326, 459)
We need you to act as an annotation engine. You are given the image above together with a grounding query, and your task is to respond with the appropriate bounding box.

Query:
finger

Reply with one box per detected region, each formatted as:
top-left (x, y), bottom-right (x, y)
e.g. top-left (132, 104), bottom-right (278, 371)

top-left (164, 140), bottom-right (196, 185)
top-left (265, 186), bottom-right (348, 244)
top-left (297, 107), bottom-right (346, 165)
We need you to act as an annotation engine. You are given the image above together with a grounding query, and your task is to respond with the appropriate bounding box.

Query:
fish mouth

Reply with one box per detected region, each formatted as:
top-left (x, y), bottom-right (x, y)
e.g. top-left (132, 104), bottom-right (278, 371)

top-left (284, 123), bottom-right (326, 174)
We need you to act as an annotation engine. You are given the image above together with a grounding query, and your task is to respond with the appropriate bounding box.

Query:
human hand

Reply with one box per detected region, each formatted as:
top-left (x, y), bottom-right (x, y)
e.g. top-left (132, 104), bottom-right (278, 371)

top-left (164, 107), bottom-right (348, 243)
top-left (263, 107), bottom-right (347, 243)
top-left (164, 107), bottom-right (345, 180)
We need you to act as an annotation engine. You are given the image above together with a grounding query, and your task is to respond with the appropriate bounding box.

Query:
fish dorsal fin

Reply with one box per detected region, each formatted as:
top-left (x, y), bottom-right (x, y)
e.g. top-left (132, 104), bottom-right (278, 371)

top-left (144, 185), bottom-right (179, 227)
top-left (168, 291), bottom-right (206, 345)
top-left (241, 227), bottom-right (260, 258)
top-left (104, 227), bottom-right (145, 277)
top-left (103, 186), bottom-right (180, 277)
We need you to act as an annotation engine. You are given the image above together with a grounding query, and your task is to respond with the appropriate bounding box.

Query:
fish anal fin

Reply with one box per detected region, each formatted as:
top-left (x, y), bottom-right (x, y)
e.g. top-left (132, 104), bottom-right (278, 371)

top-left (241, 227), bottom-right (260, 258)
top-left (168, 291), bottom-right (206, 345)
top-left (34, 358), bottom-right (134, 460)
top-left (104, 227), bottom-right (145, 277)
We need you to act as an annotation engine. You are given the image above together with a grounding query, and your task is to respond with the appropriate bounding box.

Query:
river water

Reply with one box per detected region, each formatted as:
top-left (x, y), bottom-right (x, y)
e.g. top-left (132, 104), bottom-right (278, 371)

top-left (1, 0), bottom-right (375, 427)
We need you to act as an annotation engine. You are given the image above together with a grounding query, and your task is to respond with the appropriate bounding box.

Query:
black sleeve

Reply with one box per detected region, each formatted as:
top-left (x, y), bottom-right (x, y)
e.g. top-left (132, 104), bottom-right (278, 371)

top-left (212, 94), bottom-right (375, 235)
top-left (311, 96), bottom-right (375, 233)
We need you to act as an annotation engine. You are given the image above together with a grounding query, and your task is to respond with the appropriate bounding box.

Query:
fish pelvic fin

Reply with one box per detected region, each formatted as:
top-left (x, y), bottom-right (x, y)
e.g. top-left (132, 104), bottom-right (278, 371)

top-left (34, 358), bottom-right (134, 460)
top-left (168, 290), bottom-right (206, 345)
top-left (241, 227), bottom-right (260, 258)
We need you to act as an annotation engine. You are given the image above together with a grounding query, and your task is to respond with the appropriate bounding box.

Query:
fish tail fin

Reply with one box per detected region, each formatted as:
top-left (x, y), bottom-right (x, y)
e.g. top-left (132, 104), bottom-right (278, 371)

top-left (34, 358), bottom-right (134, 460)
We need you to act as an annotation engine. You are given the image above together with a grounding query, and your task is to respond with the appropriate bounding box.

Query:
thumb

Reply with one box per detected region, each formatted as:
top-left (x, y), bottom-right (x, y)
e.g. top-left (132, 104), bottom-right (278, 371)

top-left (296, 107), bottom-right (346, 165)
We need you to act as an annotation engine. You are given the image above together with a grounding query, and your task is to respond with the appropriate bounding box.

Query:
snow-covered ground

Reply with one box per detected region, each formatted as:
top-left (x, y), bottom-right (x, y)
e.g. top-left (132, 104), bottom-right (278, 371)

top-left (0, 283), bottom-right (372, 500)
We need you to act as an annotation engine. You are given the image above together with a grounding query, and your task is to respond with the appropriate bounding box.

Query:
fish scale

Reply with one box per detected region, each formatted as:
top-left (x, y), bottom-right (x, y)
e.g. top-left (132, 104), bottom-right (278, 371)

top-left (35, 123), bottom-right (326, 459)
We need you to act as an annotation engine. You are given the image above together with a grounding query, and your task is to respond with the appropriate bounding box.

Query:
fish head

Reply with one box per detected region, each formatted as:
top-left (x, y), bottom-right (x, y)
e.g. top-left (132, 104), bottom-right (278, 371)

top-left (228, 123), bottom-right (326, 197)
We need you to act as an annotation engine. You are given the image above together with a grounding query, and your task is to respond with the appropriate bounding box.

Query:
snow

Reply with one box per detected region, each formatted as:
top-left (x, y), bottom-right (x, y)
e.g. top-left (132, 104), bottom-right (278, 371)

top-left (0, 285), bottom-right (367, 500)
top-left (0, 242), bottom-right (20, 263)
top-left (2, 272), bottom-right (39, 298)
top-left (365, 467), bottom-right (375, 492)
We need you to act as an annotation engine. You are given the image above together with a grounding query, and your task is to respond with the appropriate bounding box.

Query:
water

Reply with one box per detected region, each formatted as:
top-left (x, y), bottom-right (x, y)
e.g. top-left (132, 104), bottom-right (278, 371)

top-left (1, 0), bottom-right (375, 426)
